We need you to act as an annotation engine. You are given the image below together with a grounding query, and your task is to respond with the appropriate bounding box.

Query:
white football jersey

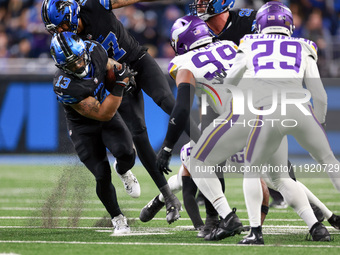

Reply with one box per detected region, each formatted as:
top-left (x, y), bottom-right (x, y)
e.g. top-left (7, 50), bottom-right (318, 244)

top-left (226, 34), bottom-right (326, 122)
top-left (168, 40), bottom-right (238, 115)
top-left (238, 34), bottom-right (318, 79)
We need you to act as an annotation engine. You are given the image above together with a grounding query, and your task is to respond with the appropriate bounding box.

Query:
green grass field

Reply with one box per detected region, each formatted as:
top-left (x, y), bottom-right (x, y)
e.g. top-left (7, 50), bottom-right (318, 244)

top-left (1, 162), bottom-right (340, 255)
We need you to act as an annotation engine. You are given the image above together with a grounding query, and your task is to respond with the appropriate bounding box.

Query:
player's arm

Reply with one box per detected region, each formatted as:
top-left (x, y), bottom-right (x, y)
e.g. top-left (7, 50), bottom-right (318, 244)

top-left (110, 0), bottom-right (161, 9)
top-left (163, 69), bottom-right (196, 150)
top-left (157, 69), bottom-right (196, 174)
top-left (71, 61), bottom-right (136, 121)
top-left (106, 58), bottom-right (122, 70)
top-left (304, 56), bottom-right (327, 124)
top-left (70, 94), bottom-right (122, 121)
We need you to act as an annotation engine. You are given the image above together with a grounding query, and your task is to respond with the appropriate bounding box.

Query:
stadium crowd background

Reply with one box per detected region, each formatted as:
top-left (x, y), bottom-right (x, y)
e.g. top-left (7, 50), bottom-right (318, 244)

top-left (0, 0), bottom-right (340, 77)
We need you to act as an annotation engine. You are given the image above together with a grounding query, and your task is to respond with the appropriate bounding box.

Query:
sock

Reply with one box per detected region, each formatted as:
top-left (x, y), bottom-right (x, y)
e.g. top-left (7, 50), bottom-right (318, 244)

top-left (204, 177), bottom-right (224, 217)
top-left (212, 196), bottom-right (231, 219)
top-left (182, 176), bottom-right (204, 229)
top-left (96, 181), bottom-right (122, 218)
top-left (243, 177), bottom-right (263, 227)
top-left (300, 208), bottom-right (318, 229)
top-left (159, 174), bottom-right (182, 202)
top-left (159, 184), bottom-right (173, 201)
top-left (133, 130), bottom-right (167, 188)
top-left (297, 181), bottom-right (333, 220)
top-left (276, 179), bottom-right (317, 229)
top-left (191, 170), bottom-right (229, 218)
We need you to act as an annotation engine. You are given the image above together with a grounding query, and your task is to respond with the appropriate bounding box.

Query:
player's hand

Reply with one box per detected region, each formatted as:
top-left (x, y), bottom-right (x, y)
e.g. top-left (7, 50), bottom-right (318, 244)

top-left (114, 63), bottom-right (138, 88)
top-left (156, 147), bottom-right (173, 175)
top-left (212, 69), bottom-right (227, 84)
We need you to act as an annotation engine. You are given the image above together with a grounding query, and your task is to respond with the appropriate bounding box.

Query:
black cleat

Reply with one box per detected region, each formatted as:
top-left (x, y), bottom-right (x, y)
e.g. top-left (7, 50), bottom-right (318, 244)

top-left (311, 203), bottom-right (324, 223)
top-left (204, 208), bottom-right (244, 241)
top-left (238, 226), bottom-right (264, 245)
top-left (197, 214), bottom-right (219, 238)
top-left (139, 195), bottom-right (165, 222)
top-left (328, 214), bottom-right (340, 230)
top-left (164, 194), bottom-right (181, 224)
top-left (307, 222), bottom-right (331, 241)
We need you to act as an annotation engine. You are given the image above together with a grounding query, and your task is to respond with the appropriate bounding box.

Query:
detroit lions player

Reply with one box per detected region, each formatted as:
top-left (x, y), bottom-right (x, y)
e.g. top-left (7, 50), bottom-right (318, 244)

top-left (50, 31), bottom-right (138, 234)
top-left (41, 0), bottom-right (189, 223)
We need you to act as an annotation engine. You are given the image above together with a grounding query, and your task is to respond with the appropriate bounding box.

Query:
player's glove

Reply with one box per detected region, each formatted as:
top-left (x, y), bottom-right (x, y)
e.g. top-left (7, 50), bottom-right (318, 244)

top-left (111, 63), bottom-right (138, 96)
top-left (321, 122), bottom-right (326, 129)
top-left (212, 69), bottom-right (227, 84)
top-left (156, 147), bottom-right (173, 175)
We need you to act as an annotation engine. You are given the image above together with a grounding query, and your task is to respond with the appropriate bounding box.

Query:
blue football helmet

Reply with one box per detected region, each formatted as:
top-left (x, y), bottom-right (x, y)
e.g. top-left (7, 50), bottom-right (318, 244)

top-left (189, 0), bottom-right (235, 21)
top-left (50, 32), bottom-right (91, 78)
top-left (41, 0), bottom-right (80, 34)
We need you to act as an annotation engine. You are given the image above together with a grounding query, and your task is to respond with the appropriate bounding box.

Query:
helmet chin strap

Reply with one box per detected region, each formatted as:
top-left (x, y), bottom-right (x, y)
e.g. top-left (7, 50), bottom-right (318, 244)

top-left (75, 64), bottom-right (90, 78)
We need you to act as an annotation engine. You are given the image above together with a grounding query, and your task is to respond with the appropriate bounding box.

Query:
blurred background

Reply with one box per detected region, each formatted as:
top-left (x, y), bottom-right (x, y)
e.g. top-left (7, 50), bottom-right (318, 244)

top-left (1, 0), bottom-right (340, 158)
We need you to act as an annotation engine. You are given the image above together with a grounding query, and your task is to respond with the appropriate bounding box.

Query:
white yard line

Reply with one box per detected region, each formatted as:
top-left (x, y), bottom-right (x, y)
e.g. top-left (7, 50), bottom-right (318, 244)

top-left (0, 240), bottom-right (339, 248)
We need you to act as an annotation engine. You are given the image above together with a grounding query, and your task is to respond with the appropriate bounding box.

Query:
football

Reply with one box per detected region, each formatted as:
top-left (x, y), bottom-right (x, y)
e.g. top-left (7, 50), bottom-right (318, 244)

top-left (105, 67), bottom-right (116, 92)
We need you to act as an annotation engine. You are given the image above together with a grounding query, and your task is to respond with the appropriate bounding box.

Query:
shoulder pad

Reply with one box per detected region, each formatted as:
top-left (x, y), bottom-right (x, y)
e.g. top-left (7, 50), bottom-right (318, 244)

top-left (168, 61), bottom-right (178, 81)
top-left (99, 0), bottom-right (111, 10)
top-left (299, 38), bottom-right (318, 60)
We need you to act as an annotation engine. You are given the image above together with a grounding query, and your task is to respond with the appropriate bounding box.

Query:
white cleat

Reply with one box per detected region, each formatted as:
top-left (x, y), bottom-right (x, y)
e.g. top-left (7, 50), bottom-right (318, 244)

top-left (111, 214), bottom-right (130, 235)
top-left (114, 161), bottom-right (141, 198)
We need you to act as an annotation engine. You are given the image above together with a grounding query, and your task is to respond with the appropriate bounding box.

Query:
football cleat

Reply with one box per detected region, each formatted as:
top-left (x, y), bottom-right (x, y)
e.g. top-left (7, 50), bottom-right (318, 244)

top-left (111, 214), bottom-right (130, 235)
top-left (310, 203), bottom-right (324, 223)
top-left (204, 208), bottom-right (244, 241)
top-left (307, 222), bottom-right (331, 241)
top-left (139, 195), bottom-right (165, 222)
top-left (114, 161), bottom-right (140, 198)
top-left (238, 226), bottom-right (264, 245)
top-left (164, 194), bottom-right (182, 224)
top-left (197, 214), bottom-right (219, 238)
top-left (328, 214), bottom-right (340, 230)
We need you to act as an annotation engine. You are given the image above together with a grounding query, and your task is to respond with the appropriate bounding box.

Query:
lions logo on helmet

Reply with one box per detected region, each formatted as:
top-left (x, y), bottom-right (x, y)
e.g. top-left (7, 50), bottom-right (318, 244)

top-left (41, 0), bottom-right (80, 34)
top-left (189, 0), bottom-right (235, 21)
top-left (50, 32), bottom-right (91, 78)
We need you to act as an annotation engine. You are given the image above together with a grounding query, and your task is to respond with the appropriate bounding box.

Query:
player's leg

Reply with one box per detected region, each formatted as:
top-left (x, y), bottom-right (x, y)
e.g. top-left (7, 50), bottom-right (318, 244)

top-left (181, 166), bottom-right (205, 229)
top-left (118, 91), bottom-right (181, 223)
top-left (289, 105), bottom-right (340, 192)
top-left (102, 114), bottom-right (140, 198)
top-left (239, 114), bottom-right (285, 245)
top-left (67, 122), bottom-right (129, 233)
top-left (190, 111), bottom-right (250, 241)
top-left (132, 52), bottom-right (201, 141)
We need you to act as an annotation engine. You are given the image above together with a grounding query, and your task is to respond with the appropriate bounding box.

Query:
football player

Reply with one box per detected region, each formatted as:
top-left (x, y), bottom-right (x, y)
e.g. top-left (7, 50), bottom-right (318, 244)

top-left (153, 15), bottom-right (247, 239)
top-left (50, 31), bottom-right (138, 234)
top-left (224, 1), bottom-right (340, 244)
top-left (41, 0), bottom-right (194, 223)
top-left (189, 0), bottom-right (290, 227)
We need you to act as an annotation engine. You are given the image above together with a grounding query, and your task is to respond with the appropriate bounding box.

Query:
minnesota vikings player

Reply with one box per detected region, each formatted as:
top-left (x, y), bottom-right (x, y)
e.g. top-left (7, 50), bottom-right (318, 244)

top-left (222, 1), bottom-right (339, 244)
